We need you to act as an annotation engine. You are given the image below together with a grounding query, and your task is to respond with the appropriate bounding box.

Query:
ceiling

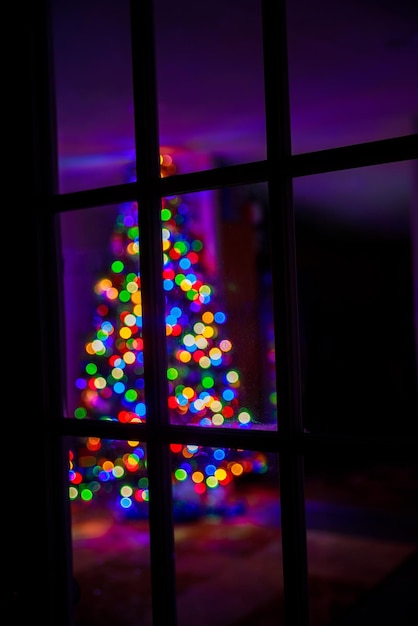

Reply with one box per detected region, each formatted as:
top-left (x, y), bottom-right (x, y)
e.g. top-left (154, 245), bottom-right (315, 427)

top-left (52, 0), bottom-right (418, 232)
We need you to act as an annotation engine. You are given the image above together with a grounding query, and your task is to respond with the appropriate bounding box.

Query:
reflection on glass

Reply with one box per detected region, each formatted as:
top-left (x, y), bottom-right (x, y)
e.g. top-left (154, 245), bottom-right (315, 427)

top-left (69, 437), bottom-right (149, 517)
top-left (70, 437), bottom-right (152, 626)
top-left (304, 453), bottom-right (418, 626)
top-left (52, 0), bottom-right (135, 193)
top-left (286, 0), bottom-right (417, 153)
top-left (171, 445), bottom-right (273, 520)
top-left (61, 172), bottom-right (277, 430)
top-left (61, 202), bottom-right (144, 424)
top-left (155, 0), bottom-right (266, 174)
top-left (173, 448), bottom-right (284, 626)
top-left (294, 161), bottom-right (417, 437)
top-left (164, 184), bottom-right (277, 429)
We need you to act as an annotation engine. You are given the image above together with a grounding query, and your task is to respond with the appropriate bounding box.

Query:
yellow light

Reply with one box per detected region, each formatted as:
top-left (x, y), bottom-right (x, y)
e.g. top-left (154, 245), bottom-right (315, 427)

top-left (94, 377), bottom-right (107, 390)
top-left (209, 347), bottom-right (222, 360)
top-left (199, 356), bottom-right (211, 369)
top-left (183, 386), bottom-right (195, 399)
top-left (226, 370), bottom-right (239, 384)
top-left (69, 486), bottom-right (78, 499)
top-left (231, 463), bottom-right (243, 477)
top-left (123, 351), bottom-right (136, 364)
top-left (95, 278), bottom-right (112, 294)
top-left (202, 325), bottom-right (214, 338)
top-left (111, 367), bottom-right (124, 380)
top-left (127, 281), bottom-right (138, 294)
top-left (120, 326), bottom-right (132, 339)
top-left (178, 350), bottom-right (192, 363)
top-left (214, 468), bottom-right (227, 481)
top-left (180, 279), bottom-right (192, 292)
top-left (195, 336), bottom-right (208, 349)
top-left (202, 311), bottom-right (214, 324)
top-left (238, 411), bottom-right (251, 424)
top-left (86, 342), bottom-right (95, 355)
top-left (192, 471), bottom-right (204, 483)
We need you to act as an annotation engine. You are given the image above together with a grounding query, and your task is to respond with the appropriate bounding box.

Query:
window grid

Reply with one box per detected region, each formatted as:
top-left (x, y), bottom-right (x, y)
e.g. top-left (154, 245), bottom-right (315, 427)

top-left (20, 1), bottom-right (417, 625)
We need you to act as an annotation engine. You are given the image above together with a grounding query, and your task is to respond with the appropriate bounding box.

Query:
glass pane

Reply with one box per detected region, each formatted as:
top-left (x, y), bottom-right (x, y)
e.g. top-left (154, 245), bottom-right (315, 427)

top-left (304, 451), bottom-right (418, 626)
top-left (294, 160), bottom-right (417, 437)
top-left (70, 437), bottom-right (152, 626)
top-left (163, 183), bottom-right (277, 429)
top-left (287, 0), bottom-right (418, 153)
top-left (52, 0), bottom-right (135, 193)
top-left (61, 174), bottom-right (277, 429)
top-left (154, 0), bottom-right (266, 175)
top-left (61, 203), bottom-right (145, 423)
top-left (173, 447), bottom-right (284, 626)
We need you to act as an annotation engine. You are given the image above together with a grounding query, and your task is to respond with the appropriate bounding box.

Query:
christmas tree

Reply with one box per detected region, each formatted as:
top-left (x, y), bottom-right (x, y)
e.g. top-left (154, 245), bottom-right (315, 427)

top-left (69, 156), bottom-right (269, 518)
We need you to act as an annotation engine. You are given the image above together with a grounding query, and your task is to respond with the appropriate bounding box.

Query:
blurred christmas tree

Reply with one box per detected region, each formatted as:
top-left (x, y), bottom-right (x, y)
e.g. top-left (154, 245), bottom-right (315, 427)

top-left (69, 156), bottom-right (269, 518)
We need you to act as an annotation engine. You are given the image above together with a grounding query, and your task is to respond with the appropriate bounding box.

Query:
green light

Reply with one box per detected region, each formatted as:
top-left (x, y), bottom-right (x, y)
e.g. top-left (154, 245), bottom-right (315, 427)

top-left (119, 290), bottom-right (131, 302)
top-left (192, 239), bottom-right (203, 251)
top-left (74, 406), bottom-right (87, 419)
top-left (112, 260), bottom-right (124, 273)
top-left (127, 226), bottom-right (139, 240)
top-left (80, 488), bottom-right (94, 502)
top-left (125, 389), bottom-right (138, 402)
top-left (174, 241), bottom-right (188, 255)
top-left (85, 362), bottom-right (98, 375)
top-left (202, 376), bottom-right (214, 389)
top-left (167, 367), bottom-right (179, 381)
top-left (161, 208), bottom-right (171, 221)
top-left (174, 468), bottom-right (187, 481)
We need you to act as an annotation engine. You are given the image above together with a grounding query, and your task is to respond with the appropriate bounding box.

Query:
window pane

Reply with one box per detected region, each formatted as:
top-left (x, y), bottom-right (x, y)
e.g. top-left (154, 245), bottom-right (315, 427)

top-left (154, 0), bottom-right (266, 174)
top-left (304, 451), bottom-right (418, 626)
top-left (61, 203), bottom-right (145, 423)
top-left (163, 183), bottom-right (277, 429)
top-left (173, 447), bottom-right (284, 626)
top-left (70, 437), bottom-right (152, 626)
top-left (52, 0), bottom-right (135, 193)
top-left (294, 160), bottom-right (417, 437)
top-left (287, 0), bottom-right (418, 153)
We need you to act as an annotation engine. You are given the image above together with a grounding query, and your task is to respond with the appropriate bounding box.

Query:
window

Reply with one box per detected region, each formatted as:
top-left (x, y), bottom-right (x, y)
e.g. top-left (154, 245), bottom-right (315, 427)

top-left (11, 1), bottom-right (417, 625)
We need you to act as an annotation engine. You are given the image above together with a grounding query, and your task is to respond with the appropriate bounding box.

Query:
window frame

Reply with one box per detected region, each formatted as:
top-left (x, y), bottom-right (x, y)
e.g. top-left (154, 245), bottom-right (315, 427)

top-left (11, 1), bottom-right (417, 625)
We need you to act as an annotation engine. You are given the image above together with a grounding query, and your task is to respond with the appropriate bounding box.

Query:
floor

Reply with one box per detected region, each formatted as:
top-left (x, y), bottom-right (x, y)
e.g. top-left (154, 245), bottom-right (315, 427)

top-left (71, 466), bottom-right (418, 626)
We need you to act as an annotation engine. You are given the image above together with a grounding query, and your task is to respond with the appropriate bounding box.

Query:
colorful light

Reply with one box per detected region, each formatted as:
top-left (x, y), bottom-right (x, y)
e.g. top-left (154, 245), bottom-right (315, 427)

top-left (69, 158), bottom-right (269, 514)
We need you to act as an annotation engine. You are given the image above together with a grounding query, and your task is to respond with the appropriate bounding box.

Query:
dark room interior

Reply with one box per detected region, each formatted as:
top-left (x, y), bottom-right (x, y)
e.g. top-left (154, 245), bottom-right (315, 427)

top-left (9, 1), bottom-right (417, 625)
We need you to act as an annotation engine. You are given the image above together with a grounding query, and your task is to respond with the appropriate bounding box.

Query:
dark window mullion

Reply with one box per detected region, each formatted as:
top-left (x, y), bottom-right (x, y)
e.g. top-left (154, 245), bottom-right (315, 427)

top-left (34, 0), bottom-right (75, 623)
top-left (262, 1), bottom-right (309, 625)
top-left (130, 1), bottom-right (177, 625)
